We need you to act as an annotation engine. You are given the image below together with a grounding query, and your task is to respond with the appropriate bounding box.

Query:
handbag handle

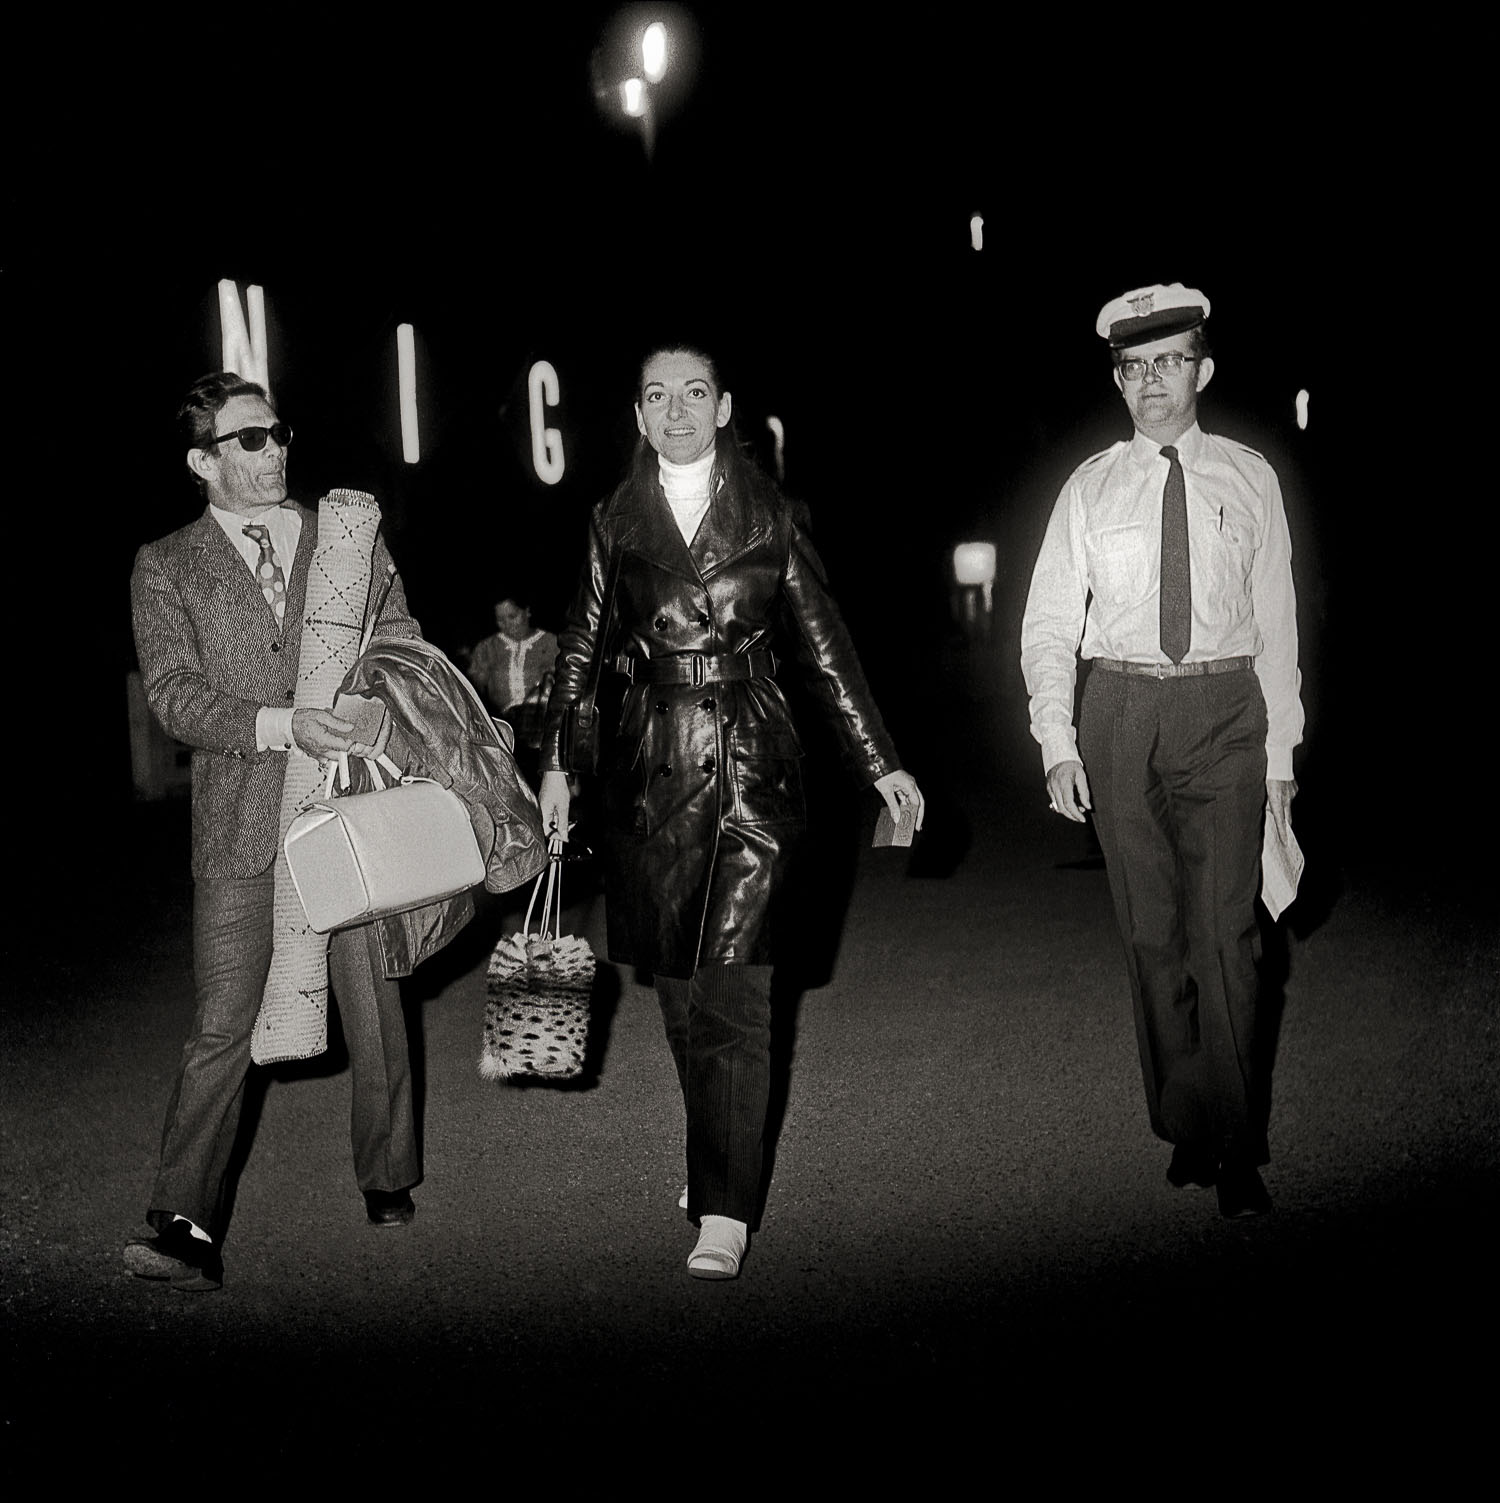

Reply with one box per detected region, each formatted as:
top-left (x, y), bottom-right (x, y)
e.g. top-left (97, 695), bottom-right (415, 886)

top-left (522, 831), bottom-right (567, 942)
top-left (322, 751), bottom-right (406, 799)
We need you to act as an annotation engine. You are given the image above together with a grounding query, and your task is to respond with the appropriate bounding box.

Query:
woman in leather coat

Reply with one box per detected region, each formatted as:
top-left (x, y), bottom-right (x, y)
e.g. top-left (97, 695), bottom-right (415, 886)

top-left (539, 343), bottom-right (923, 1279)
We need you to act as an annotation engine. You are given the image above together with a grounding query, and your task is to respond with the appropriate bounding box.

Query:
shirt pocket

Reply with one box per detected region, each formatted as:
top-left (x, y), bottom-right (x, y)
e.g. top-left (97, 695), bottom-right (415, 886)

top-left (1210, 515), bottom-right (1257, 610)
top-left (1084, 523), bottom-right (1150, 605)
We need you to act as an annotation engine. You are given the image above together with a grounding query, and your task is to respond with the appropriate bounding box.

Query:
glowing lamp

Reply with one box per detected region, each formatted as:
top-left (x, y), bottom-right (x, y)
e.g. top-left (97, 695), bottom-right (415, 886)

top-left (970, 214), bottom-right (984, 252)
top-left (1296, 389), bottom-right (1309, 431)
top-left (621, 77), bottom-right (647, 116)
top-left (643, 22), bottom-right (667, 82)
top-left (953, 542), bottom-right (996, 587)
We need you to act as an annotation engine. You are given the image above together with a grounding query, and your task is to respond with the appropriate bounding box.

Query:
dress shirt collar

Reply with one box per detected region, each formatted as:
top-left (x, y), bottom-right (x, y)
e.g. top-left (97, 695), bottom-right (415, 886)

top-left (208, 499), bottom-right (300, 562)
top-left (1128, 421), bottom-right (1203, 470)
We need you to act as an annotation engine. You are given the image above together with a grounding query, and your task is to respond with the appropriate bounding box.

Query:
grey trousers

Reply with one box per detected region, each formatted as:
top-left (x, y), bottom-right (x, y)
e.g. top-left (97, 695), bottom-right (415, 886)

top-left (1079, 665), bottom-right (1271, 1165)
top-left (147, 873), bottom-right (420, 1239)
top-left (655, 963), bottom-right (773, 1228)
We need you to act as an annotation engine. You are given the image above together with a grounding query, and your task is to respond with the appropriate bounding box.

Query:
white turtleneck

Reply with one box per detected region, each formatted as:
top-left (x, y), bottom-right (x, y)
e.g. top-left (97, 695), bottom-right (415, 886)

top-left (658, 447), bottom-right (716, 545)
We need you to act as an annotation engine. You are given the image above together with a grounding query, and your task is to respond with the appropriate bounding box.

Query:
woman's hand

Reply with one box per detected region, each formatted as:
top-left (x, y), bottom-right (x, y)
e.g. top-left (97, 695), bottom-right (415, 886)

top-left (538, 770), bottom-right (572, 842)
top-left (874, 769), bottom-right (925, 831)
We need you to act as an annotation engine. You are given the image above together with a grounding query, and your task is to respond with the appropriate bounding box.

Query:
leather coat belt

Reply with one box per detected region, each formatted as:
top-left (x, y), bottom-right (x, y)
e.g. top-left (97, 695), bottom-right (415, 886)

top-left (614, 650), bottom-right (778, 686)
top-left (1092, 655), bottom-right (1255, 679)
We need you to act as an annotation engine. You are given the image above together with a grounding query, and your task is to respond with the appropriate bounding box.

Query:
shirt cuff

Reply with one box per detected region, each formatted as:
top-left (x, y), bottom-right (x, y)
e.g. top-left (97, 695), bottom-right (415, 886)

top-left (1040, 727), bottom-right (1080, 774)
top-left (256, 706), bottom-right (296, 753)
top-left (1266, 745), bottom-right (1295, 782)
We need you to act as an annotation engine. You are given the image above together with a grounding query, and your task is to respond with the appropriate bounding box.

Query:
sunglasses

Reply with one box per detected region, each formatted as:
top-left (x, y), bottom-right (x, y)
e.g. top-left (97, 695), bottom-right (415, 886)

top-left (205, 422), bottom-right (293, 453)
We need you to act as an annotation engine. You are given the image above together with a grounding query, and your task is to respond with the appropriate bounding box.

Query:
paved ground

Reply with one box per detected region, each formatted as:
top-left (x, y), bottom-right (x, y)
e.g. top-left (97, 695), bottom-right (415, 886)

top-left (4, 640), bottom-right (1496, 1479)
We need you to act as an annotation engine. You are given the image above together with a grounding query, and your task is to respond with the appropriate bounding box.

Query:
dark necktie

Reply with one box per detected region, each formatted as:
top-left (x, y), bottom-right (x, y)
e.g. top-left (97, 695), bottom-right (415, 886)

top-left (1158, 444), bottom-right (1191, 663)
top-left (242, 522), bottom-right (287, 628)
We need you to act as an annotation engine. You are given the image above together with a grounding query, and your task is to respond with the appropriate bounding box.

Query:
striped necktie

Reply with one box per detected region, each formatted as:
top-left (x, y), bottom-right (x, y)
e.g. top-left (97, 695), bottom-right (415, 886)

top-left (1158, 445), bottom-right (1191, 663)
top-left (242, 522), bottom-right (287, 627)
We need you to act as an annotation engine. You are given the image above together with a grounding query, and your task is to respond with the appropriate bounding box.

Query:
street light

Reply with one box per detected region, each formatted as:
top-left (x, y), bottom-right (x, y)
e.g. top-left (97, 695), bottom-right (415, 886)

top-left (628, 21), bottom-right (668, 159)
top-left (592, 10), bottom-right (697, 162)
top-left (643, 21), bottom-right (667, 82)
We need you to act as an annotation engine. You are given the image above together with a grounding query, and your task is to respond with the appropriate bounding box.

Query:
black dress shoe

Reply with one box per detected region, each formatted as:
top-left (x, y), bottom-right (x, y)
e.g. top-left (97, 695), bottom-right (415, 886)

top-left (364, 1189), bottom-right (416, 1227)
top-left (123, 1220), bottom-right (224, 1291)
top-left (1216, 1164), bottom-right (1273, 1219)
top-left (1166, 1143), bottom-right (1219, 1189)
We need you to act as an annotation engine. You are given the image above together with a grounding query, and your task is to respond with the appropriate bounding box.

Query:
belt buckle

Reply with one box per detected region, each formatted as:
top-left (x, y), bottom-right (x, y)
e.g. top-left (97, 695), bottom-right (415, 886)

top-left (1154, 662), bottom-right (1170, 680)
top-left (691, 654), bottom-right (705, 688)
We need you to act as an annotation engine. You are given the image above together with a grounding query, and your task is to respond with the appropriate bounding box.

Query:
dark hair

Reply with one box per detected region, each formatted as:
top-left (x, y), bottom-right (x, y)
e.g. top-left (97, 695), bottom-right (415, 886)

top-left (178, 371), bottom-right (268, 452)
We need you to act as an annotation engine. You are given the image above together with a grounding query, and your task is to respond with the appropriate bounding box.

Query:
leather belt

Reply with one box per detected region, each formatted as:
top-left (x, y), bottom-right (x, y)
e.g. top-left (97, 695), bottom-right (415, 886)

top-left (1092, 655), bottom-right (1255, 679)
top-left (614, 650), bottom-right (778, 687)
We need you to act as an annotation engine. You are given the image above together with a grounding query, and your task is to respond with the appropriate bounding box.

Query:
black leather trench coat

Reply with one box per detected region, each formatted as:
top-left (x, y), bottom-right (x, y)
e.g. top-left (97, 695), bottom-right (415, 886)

top-left (541, 470), bottom-right (899, 977)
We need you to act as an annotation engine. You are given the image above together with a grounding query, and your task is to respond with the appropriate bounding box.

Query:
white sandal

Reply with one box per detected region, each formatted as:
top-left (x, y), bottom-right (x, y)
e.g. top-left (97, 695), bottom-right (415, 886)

top-left (687, 1214), bottom-right (747, 1280)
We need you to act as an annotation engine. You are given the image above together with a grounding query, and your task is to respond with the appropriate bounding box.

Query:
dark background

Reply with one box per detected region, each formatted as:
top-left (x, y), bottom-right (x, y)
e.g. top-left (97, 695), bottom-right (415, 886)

top-left (7, 8), bottom-right (1485, 874)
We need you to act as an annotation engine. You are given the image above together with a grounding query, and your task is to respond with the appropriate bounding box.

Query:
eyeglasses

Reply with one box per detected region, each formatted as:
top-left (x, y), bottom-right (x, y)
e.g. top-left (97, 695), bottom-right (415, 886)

top-left (1117, 354), bottom-right (1197, 383)
top-left (205, 422), bottom-right (293, 452)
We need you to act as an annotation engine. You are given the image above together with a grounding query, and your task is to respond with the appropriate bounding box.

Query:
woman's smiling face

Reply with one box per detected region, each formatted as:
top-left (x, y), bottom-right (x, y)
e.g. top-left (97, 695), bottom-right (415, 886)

top-left (635, 349), bottom-right (733, 464)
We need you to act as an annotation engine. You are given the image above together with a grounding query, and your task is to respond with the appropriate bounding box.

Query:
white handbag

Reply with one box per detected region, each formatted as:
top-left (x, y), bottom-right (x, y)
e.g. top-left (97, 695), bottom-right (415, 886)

top-left (285, 753), bottom-right (484, 933)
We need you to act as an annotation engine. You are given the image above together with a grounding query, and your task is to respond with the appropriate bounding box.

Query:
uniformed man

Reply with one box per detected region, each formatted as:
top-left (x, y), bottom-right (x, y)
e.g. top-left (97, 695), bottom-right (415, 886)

top-left (1020, 283), bottom-right (1303, 1218)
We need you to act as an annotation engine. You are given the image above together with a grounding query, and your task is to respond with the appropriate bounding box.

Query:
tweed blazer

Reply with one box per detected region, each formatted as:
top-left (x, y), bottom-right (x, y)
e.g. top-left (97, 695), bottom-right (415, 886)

top-left (131, 501), bottom-right (420, 879)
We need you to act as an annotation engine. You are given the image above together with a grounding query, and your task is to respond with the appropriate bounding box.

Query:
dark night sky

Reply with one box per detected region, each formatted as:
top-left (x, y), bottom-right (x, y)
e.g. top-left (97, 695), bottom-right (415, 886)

top-left (8, 8), bottom-right (1484, 857)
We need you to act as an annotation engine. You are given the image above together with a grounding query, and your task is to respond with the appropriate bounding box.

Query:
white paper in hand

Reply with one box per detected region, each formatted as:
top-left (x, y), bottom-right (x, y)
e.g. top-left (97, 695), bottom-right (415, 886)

top-left (1260, 813), bottom-right (1305, 921)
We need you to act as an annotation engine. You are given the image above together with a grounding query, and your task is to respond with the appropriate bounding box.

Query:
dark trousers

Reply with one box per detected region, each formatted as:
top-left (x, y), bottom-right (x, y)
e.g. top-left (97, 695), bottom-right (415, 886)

top-left (148, 873), bottom-right (420, 1240)
top-left (655, 963), bottom-right (773, 1227)
top-left (1079, 666), bottom-right (1270, 1165)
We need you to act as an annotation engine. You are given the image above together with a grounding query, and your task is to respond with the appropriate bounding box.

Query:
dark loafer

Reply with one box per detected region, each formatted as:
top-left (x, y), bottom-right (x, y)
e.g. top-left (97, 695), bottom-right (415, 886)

top-left (1166, 1143), bottom-right (1219, 1189)
top-left (123, 1220), bottom-right (223, 1291)
top-left (1216, 1165), bottom-right (1273, 1219)
top-left (363, 1189), bottom-right (416, 1227)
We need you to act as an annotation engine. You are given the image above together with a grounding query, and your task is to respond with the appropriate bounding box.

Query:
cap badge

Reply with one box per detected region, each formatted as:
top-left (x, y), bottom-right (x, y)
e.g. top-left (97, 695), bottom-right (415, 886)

top-left (1128, 292), bottom-right (1155, 316)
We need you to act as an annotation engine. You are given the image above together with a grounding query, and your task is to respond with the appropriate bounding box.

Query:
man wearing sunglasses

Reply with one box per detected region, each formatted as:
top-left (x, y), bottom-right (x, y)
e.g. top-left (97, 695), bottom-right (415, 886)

top-left (1020, 283), bottom-right (1303, 1220)
top-left (123, 372), bottom-right (424, 1291)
